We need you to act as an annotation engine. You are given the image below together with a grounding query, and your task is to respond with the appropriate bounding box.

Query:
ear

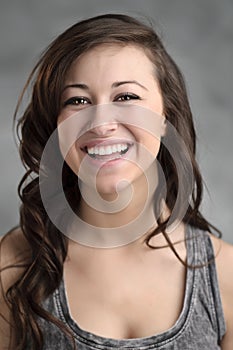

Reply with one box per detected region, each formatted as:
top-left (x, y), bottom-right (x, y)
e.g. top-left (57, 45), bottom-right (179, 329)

top-left (161, 116), bottom-right (167, 137)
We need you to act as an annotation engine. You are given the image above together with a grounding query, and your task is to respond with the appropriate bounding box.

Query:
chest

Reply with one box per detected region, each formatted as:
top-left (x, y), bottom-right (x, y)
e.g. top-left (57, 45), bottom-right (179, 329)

top-left (64, 254), bottom-right (186, 339)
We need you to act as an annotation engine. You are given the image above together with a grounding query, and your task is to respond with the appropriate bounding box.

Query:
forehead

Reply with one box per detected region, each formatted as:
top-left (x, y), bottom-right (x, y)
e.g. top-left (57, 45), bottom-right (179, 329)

top-left (65, 44), bottom-right (155, 81)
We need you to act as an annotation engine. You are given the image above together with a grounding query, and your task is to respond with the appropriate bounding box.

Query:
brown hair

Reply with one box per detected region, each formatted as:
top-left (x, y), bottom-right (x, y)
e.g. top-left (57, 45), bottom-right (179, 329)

top-left (1, 13), bottom-right (220, 349)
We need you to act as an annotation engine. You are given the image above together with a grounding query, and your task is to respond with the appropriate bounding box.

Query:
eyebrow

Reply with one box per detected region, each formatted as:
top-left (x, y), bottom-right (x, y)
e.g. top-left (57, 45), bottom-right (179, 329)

top-left (62, 83), bottom-right (89, 92)
top-left (111, 80), bottom-right (148, 90)
top-left (62, 80), bottom-right (148, 92)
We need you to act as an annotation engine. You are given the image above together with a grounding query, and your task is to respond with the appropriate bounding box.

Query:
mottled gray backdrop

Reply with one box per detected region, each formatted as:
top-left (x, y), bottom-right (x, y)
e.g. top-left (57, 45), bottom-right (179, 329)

top-left (0, 0), bottom-right (232, 243)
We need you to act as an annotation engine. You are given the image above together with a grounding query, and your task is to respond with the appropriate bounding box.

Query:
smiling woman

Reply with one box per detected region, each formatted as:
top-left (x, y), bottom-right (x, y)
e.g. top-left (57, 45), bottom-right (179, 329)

top-left (0, 13), bottom-right (233, 350)
top-left (58, 44), bottom-right (164, 197)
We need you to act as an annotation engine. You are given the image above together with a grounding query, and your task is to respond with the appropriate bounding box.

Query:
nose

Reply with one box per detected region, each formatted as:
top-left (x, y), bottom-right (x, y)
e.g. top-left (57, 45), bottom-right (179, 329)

top-left (89, 105), bottom-right (118, 136)
top-left (90, 122), bottom-right (118, 136)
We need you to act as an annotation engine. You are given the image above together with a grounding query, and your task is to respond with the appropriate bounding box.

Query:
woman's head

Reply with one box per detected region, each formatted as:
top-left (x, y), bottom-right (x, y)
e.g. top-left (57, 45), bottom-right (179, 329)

top-left (18, 14), bottom-right (197, 213)
top-left (57, 43), bottom-right (165, 196)
top-left (16, 13), bottom-right (213, 250)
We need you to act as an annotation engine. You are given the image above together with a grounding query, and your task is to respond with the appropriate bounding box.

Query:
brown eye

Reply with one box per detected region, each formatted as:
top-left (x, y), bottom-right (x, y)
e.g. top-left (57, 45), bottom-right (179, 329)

top-left (63, 96), bottom-right (90, 106)
top-left (115, 93), bottom-right (140, 102)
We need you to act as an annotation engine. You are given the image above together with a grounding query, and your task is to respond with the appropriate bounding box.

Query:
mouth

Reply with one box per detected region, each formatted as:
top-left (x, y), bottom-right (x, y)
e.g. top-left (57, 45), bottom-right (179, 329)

top-left (80, 141), bottom-right (133, 161)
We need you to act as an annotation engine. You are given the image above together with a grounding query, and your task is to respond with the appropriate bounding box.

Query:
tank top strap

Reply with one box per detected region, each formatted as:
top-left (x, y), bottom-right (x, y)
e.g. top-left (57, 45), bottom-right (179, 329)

top-left (186, 225), bottom-right (226, 342)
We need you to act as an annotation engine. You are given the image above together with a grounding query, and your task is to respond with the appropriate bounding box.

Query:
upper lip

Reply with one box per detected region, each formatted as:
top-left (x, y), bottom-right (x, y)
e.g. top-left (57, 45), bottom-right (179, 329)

top-left (80, 139), bottom-right (134, 149)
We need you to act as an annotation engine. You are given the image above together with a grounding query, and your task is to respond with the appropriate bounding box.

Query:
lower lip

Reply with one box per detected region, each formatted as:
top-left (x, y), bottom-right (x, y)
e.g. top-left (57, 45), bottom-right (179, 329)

top-left (83, 146), bottom-right (134, 169)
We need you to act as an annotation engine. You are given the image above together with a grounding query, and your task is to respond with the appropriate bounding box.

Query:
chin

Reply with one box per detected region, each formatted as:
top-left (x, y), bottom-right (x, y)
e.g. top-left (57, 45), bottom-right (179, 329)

top-left (96, 177), bottom-right (132, 197)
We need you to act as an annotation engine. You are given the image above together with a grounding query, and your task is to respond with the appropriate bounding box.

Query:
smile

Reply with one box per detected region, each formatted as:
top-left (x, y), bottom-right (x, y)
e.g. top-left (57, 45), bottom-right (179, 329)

top-left (81, 141), bottom-right (133, 161)
top-left (84, 143), bottom-right (130, 160)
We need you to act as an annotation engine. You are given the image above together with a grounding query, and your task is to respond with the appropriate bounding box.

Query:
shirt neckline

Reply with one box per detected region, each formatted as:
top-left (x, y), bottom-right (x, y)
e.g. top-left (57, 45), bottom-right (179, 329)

top-left (55, 224), bottom-right (197, 349)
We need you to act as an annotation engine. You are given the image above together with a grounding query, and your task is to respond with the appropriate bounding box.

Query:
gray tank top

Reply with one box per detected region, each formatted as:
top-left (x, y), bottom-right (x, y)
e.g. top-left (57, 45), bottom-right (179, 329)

top-left (38, 225), bottom-right (226, 349)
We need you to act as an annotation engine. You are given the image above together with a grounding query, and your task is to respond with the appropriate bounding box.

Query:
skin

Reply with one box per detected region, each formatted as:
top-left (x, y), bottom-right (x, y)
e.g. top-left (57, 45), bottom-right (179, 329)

top-left (0, 44), bottom-right (233, 348)
top-left (57, 44), bottom-right (166, 229)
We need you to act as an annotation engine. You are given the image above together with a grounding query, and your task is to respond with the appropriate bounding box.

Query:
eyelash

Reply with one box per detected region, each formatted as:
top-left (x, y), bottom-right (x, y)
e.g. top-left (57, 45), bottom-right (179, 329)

top-left (63, 96), bottom-right (90, 106)
top-left (114, 93), bottom-right (141, 102)
top-left (63, 93), bottom-right (140, 107)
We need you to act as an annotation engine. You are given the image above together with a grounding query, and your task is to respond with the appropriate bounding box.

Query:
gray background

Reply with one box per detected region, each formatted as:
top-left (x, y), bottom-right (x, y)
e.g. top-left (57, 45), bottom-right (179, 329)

top-left (0, 0), bottom-right (232, 243)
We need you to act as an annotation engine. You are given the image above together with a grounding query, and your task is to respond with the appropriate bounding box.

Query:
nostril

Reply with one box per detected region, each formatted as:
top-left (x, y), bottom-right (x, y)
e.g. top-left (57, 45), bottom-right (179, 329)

top-left (90, 122), bottom-right (118, 135)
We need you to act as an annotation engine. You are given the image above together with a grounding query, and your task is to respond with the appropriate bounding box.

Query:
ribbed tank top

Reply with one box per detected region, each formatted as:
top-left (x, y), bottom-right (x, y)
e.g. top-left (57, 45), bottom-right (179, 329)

top-left (38, 225), bottom-right (226, 349)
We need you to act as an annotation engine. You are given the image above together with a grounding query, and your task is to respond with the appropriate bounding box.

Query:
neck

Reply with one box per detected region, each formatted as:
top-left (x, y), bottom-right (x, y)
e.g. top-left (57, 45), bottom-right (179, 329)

top-left (66, 164), bottom-right (162, 248)
top-left (66, 164), bottom-right (186, 250)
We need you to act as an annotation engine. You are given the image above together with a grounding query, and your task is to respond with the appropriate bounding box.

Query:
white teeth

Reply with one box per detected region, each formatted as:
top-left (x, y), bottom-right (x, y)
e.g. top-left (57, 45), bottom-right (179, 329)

top-left (105, 146), bottom-right (112, 155)
top-left (117, 144), bottom-right (121, 152)
top-left (88, 147), bottom-right (94, 155)
top-left (86, 143), bottom-right (130, 156)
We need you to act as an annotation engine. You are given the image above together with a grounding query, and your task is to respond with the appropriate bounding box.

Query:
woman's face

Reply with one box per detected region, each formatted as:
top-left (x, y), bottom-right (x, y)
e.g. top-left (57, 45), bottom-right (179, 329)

top-left (57, 44), bottom-right (165, 196)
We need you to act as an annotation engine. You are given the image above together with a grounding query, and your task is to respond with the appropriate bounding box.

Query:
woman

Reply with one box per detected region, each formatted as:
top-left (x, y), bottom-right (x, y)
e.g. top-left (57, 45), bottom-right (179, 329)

top-left (0, 13), bottom-right (233, 350)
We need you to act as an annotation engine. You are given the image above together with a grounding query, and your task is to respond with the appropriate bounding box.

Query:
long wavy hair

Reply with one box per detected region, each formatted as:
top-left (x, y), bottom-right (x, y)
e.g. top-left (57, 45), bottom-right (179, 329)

top-left (1, 13), bottom-right (220, 349)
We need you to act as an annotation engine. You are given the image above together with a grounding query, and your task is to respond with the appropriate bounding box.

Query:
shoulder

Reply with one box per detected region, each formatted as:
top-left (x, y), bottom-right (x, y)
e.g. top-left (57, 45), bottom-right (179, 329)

top-left (0, 226), bottom-right (31, 294)
top-left (210, 234), bottom-right (233, 302)
top-left (0, 227), bottom-right (31, 267)
top-left (0, 227), bottom-right (31, 349)
top-left (210, 234), bottom-right (233, 349)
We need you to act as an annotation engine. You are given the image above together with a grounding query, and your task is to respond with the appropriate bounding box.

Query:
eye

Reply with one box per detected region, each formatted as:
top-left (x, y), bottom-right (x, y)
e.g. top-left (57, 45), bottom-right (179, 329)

top-left (63, 96), bottom-right (91, 107)
top-left (114, 93), bottom-right (140, 102)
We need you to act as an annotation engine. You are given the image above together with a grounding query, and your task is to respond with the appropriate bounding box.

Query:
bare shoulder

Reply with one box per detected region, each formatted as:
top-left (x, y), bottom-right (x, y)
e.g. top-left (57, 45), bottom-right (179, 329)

top-left (0, 227), bottom-right (31, 349)
top-left (210, 234), bottom-right (233, 349)
top-left (0, 227), bottom-right (30, 267)
top-left (0, 226), bottom-right (31, 297)
top-left (210, 234), bottom-right (233, 292)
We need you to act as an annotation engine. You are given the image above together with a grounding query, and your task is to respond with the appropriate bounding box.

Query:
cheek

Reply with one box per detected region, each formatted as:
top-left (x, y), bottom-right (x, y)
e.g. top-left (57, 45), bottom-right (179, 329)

top-left (57, 112), bottom-right (84, 169)
top-left (148, 98), bottom-right (164, 116)
top-left (60, 143), bottom-right (80, 177)
top-left (128, 125), bottom-right (161, 156)
top-left (57, 116), bottom-right (83, 176)
top-left (143, 134), bottom-right (161, 159)
top-left (57, 110), bottom-right (72, 124)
